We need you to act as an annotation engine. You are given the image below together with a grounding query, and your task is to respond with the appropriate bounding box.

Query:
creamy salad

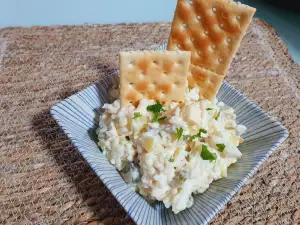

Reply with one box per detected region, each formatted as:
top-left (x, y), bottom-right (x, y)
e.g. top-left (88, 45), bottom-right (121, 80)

top-left (96, 87), bottom-right (246, 214)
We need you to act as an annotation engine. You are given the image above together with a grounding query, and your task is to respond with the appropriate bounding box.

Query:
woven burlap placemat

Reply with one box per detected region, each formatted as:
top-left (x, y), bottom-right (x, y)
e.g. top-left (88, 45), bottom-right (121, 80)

top-left (0, 19), bottom-right (299, 225)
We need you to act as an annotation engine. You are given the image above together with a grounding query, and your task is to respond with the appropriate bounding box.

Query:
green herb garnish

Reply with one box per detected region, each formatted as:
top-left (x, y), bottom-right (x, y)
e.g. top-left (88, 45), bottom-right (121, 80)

top-left (201, 145), bottom-right (217, 161)
top-left (216, 144), bottom-right (225, 152)
top-left (169, 157), bottom-right (174, 162)
top-left (157, 116), bottom-right (166, 121)
top-left (152, 112), bottom-right (159, 122)
top-left (191, 134), bottom-right (200, 140)
top-left (152, 113), bottom-right (166, 122)
top-left (188, 85), bottom-right (192, 91)
top-left (175, 127), bottom-right (183, 140)
top-left (215, 111), bottom-right (221, 120)
top-left (182, 129), bottom-right (207, 141)
top-left (147, 100), bottom-right (164, 113)
top-left (183, 135), bottom-right (190, 140)
top-left (199, 128), bottom-right (207, 134)
top-left (147, 100), bottom-right (166, 122)
top-left (191, 128), bottom-right (207, 140)
top-left (206, 108), bottom-right (213, 111)
top-left (133, 112), bottom-right (142, 119)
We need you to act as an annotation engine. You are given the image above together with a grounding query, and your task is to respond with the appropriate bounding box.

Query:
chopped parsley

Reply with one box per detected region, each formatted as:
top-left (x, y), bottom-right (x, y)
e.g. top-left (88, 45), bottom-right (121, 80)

top-left (216, 144), bottom-right (225, 152)
top-left (215, 110), bottom-right (221, 120)
top-left (147, 100), bottom-right (166, 122)
top-left (179, 174), bottom-right (186, 181)
top-left (191, 128), bottom-right (207, 140)
top-left (175, 127), bottom-right (183, 140)
top-left (199, 128), bottom-right (207, 134)
top-left (152, 113), bottom-right (166, 122)
top-left (188, 85), bottom-right (192, 91)
top-left (182, 129), bottom-right (207, 141)
top-left (132, 112), bottom-right (142, 119)
top-left (152, 112), bottom-right (159, 121)
top-left (183, 135), bottom-right (190, 140)
top-left (206, 108), bottom-right (213, 111)
top-left (147, 100), bottom-right (164, 113)
top-left (201, 145), bottom-right (217, 161)
top-left (169, 156), bottom-right (174, 162)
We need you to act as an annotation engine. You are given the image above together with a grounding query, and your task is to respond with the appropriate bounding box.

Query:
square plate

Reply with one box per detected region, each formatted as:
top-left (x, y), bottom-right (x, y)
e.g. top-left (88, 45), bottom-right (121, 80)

top-left (51, 47), bottom-right (288, 225)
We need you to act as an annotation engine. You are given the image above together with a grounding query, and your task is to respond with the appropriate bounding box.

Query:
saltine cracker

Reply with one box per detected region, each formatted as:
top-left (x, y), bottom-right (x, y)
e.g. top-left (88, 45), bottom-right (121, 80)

top-left (120, 50), bottom-right (191, 106)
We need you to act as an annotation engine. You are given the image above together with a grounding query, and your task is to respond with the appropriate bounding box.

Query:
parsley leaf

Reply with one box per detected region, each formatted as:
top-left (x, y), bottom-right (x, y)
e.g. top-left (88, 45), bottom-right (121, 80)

top-left (133, 112), bottom-right (142, 119)
top-left (169, 157), bottom-right (174, 162)
top-left (179, 174), bottom-right (186, 180)
top-left (175, 127), bottom-right (183, 140)
top-left (152, 113), bottom-right (166, 122)
top-left (199, 128), bottom-right (207, 134)
top-left (157, 116), bottom-right (166, 121)
top-left (147, 100), bottom-right (166, 122)
top-left (191, 128), bottom-right (207, 140)
top-left (183, 135), bottom-right (190, 140)
top-left (216, 144), bottom-right (225, 152)
top-left (158, 132), bottom-right (162, 138)
top-left (206, 108), bottom-right (213, 111)
top-left (191, 133), bottom-right (201, 140)
top-left (147, 100), bottom-right (164, 113)
top-left (152, 112), bottom-right (159, 122)
top-left (201, 145), bottom-right (217, 161)
top-left (215, 111), bottom-right (221, 120)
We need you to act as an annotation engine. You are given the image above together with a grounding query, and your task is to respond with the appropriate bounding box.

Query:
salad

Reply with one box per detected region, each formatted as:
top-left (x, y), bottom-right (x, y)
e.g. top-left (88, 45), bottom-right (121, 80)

top-left (96, 87), bottom-right (246, 213)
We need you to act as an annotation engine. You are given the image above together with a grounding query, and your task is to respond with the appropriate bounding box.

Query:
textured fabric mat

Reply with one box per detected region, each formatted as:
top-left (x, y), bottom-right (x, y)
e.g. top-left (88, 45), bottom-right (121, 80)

top-left (0, 19), bottom-right (299, 225)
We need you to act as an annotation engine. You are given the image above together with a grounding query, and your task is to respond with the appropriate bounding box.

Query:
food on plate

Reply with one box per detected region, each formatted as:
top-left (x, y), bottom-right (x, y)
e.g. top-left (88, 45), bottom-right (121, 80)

top-left (120, 50), bottom-right (191, 107)
top-left (188, 65), bottom-right (223, 100)
top-left (96, 0), bottom-right (255, 215)
top-left (96, 86), bottom-right (246, 213)
top-left (167, 0), bottom-right (256, 98)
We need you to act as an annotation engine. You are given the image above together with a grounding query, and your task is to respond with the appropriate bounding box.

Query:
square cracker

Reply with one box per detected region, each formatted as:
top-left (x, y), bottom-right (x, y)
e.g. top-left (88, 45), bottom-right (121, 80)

top-left (167, 0), bottom-right (256, 76)
top-left (120, 50), bottom-right (191, 107)
top-left (188, 65), bottom-right (223, 100)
